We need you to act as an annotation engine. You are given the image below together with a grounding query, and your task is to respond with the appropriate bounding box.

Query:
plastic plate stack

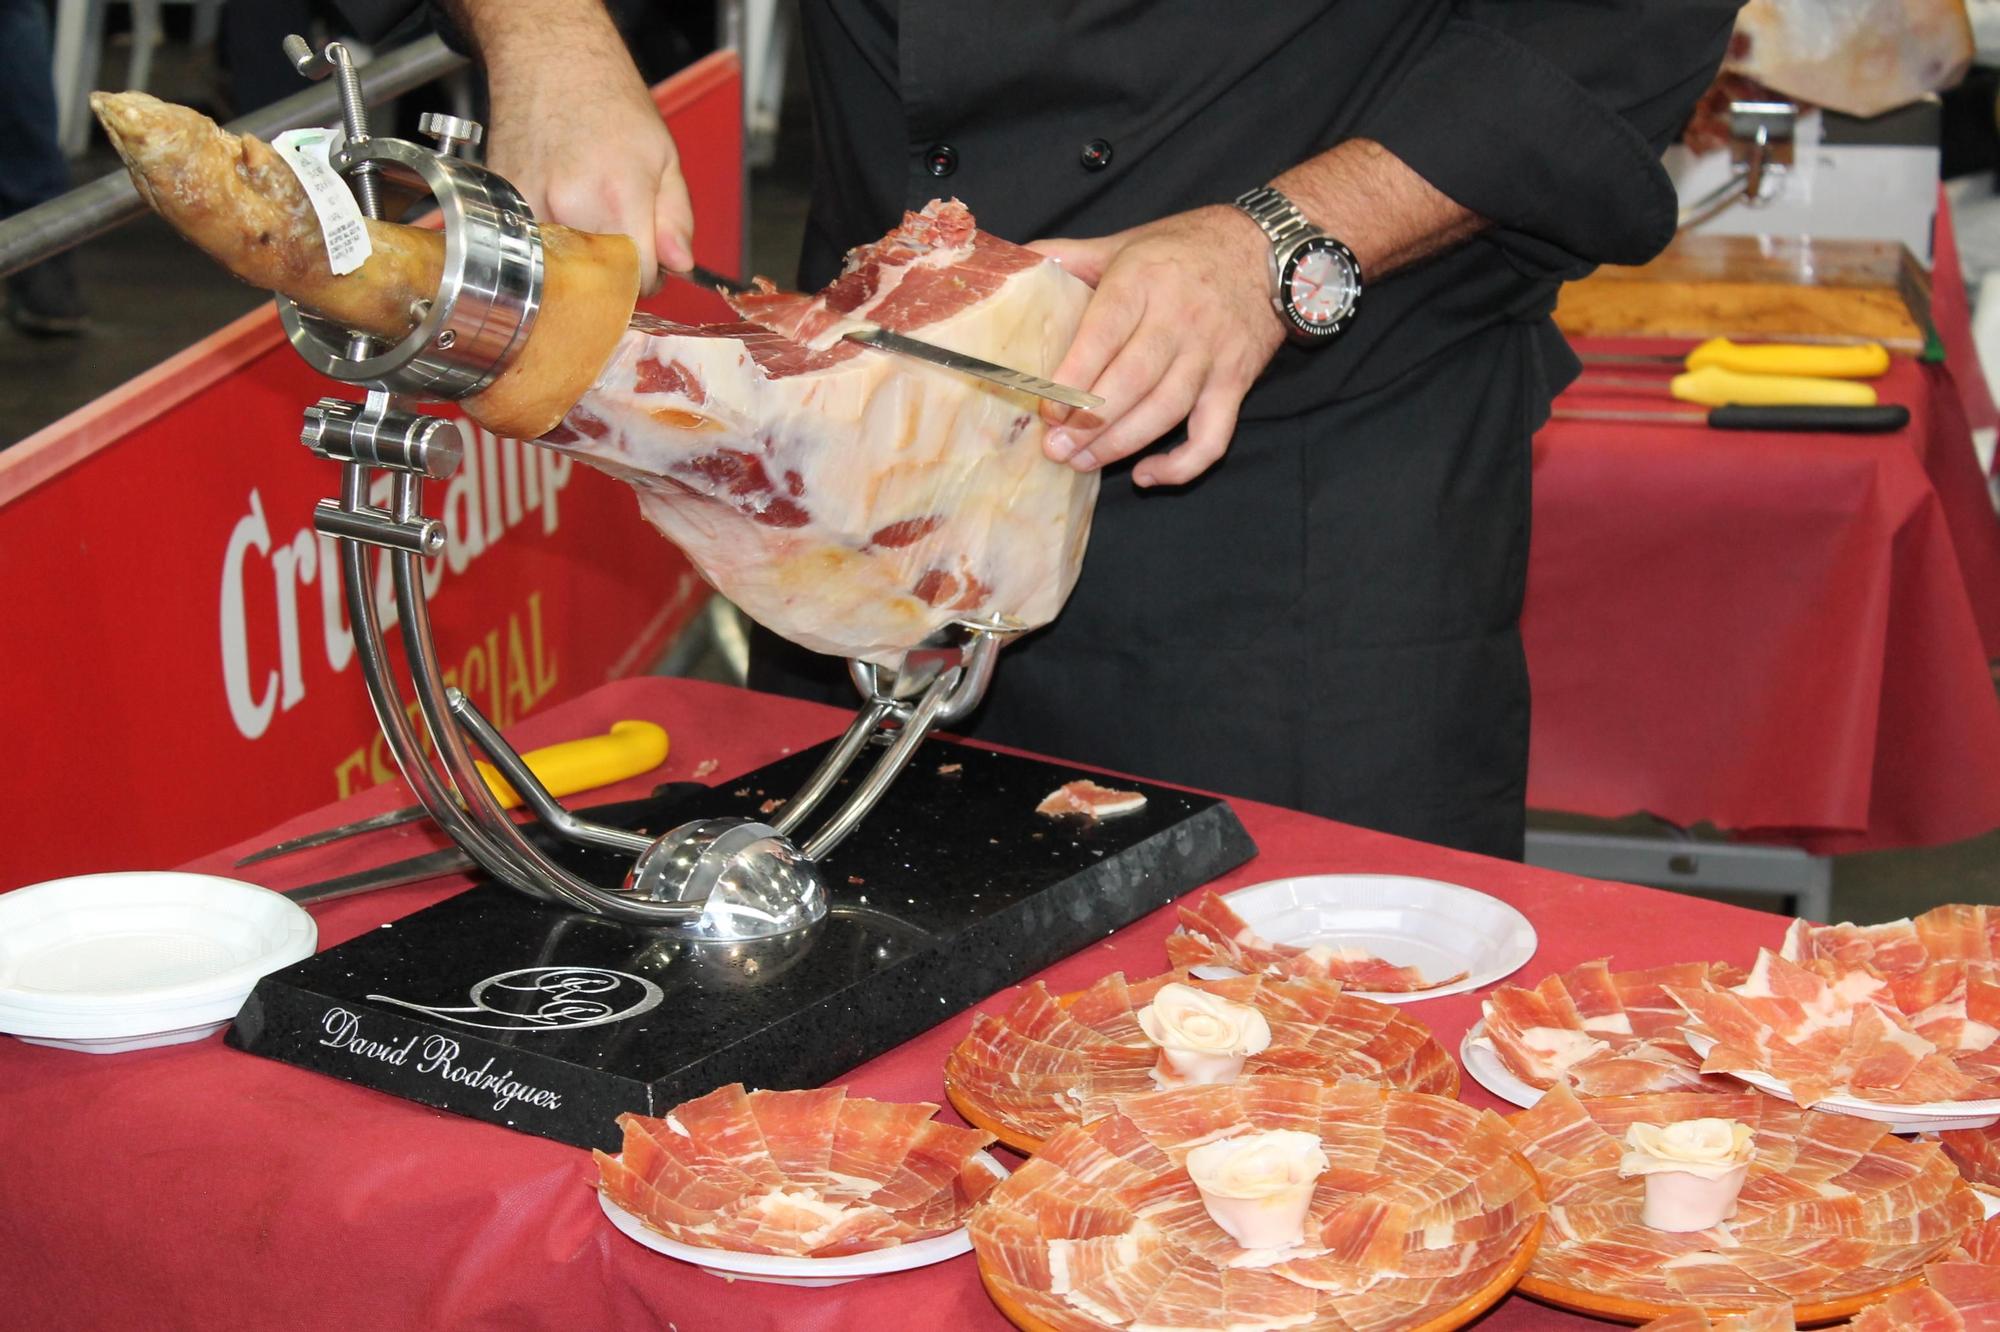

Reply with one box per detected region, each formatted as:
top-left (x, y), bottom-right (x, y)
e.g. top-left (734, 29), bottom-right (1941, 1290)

top-left (0, 872), bottom-right (317, 1054)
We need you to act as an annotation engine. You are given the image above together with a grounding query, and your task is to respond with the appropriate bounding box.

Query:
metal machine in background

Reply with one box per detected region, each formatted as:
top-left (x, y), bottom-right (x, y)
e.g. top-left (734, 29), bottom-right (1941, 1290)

top-left (1672, 98), bottom-right (1945, 262)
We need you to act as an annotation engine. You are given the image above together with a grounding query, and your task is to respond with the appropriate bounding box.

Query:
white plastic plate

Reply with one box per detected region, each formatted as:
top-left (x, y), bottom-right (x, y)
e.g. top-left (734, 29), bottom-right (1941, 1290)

top-left (1459, 1020), bottom-right (1545, 1110)
top-left (1682, 1030), bottom-right (2000, 1133)
top-left (1203, 875), bottom-right (1537, 1003)
top-left (597, 1151), bottom-right (1008, 1286)
top-left (0, 871), bottom-right (316, 1051)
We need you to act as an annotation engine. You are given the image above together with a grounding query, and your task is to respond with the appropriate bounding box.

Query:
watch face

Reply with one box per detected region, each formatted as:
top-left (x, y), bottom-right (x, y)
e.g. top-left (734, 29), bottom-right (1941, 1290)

top-left (1282, 239), bottom-right (1359, 336)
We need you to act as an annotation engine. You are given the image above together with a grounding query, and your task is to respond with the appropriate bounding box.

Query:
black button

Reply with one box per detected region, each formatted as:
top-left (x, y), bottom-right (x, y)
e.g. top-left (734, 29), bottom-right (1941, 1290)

top-left (925, 144), bottom-right (958, 177)
top-left (1080, 138), bottom-right (1113, 171)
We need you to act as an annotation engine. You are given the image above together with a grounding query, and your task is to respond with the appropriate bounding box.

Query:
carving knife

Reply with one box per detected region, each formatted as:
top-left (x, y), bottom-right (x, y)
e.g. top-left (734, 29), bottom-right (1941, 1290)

top-left (1580, 338), bottom-right (1891, 379)
top-left (1575, 366), bottom-right (1879, 408)
top-left (277, 781), bottom-right (705, 906)
top-left (236, 720), bottom-right (670, 866)
top-left (1552, 404), bottom-right (1911, 433)
top-left (660, 265), bottom-right (1104, 411)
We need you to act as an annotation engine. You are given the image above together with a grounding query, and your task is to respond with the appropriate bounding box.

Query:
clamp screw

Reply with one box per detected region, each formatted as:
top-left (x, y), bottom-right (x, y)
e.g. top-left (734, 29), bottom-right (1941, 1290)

top-left (419, 112), bottom-right (484, 157)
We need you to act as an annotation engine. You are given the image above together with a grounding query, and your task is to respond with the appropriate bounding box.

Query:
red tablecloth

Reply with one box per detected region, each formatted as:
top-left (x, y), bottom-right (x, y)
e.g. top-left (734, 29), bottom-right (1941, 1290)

top-left (1, 676), bottom-right (1803, 1331)
top-left (1525, 345), bottom-right (2000, 853)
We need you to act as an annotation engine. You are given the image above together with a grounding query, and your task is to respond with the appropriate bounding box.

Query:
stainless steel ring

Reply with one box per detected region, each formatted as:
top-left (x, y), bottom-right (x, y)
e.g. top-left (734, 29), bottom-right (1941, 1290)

top-left (277, 136), bottom-right (543, 401)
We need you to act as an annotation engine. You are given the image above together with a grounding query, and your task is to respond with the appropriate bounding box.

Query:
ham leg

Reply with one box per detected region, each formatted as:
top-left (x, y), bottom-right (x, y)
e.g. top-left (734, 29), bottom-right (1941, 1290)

top-left (94, 93), bottom-right (1098, 667)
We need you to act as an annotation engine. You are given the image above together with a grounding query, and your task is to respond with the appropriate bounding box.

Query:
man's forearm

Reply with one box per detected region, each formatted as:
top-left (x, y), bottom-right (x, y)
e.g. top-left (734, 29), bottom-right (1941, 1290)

top-left (441, 0), bottom-right (641, 99)
top-left (1270, 138), bottom-right (1486, 280)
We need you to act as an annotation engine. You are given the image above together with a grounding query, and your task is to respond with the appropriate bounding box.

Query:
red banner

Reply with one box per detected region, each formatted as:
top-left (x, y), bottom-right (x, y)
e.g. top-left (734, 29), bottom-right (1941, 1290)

top-left (0, 54), bottom-right (745, 889)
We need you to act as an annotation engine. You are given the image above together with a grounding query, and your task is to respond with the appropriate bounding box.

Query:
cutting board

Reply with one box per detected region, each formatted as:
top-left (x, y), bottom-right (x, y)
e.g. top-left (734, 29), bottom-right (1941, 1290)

top-left (1556, 233), bottom-right (1933, 353)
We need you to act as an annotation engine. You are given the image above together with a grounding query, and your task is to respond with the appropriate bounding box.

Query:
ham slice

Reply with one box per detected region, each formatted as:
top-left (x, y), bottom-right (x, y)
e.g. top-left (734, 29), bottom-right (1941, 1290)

top-left (1479, 959), bottom-right (1742, 1097)
top-left (1164, 889), bottom-right (1466, 993)
top-left (1671, 948), bottom-right (2000, 1107)
top-left (91, 94), bottom-right (1097, 669)
top-left (1036, 780), bottom-right (1148, 821)
top-left (594, 1083), bottom-right (995, 1257)
top-left (966, 1077), bottom-right (1544, 1331)
top-left (945, 969), bottom-right (1458, 1144)
top-left (1515, 1085), bottom-right (1982, 1314)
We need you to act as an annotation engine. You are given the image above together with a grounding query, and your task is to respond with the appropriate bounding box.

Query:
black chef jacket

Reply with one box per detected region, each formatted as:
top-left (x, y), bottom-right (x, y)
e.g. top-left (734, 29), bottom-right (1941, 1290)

top-left (752, 1), bottom-right (1742, 861)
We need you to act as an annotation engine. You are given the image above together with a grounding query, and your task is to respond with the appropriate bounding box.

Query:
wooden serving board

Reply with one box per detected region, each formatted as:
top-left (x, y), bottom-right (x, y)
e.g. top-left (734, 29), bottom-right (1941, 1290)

top-left (1556, 233), bottom-right (1933, 353)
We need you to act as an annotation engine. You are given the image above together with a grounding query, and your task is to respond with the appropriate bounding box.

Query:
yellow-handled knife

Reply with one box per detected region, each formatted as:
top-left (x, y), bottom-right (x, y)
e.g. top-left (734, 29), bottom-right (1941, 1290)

top-left (1581, 365), bottom-right (1880, 408)
top-left (1583, 338), bottom-right (1891, 379)
top-left (235, 719), bottom-right (670, 867)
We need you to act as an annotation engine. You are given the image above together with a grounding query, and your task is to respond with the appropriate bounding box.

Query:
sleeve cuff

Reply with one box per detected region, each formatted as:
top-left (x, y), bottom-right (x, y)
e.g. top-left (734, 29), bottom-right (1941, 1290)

top-left (1352, 17), bottom-right (1681, 270)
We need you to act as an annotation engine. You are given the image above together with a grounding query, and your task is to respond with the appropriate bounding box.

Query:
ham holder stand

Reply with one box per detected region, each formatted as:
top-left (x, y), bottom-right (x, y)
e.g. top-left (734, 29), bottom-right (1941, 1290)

top-left (227, 40), bottom-right (1256, 1148)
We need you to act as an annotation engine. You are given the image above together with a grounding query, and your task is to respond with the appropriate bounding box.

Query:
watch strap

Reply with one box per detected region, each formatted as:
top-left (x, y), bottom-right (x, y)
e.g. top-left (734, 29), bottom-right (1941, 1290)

top-left (1233, 185), bottom-right (1319, 250)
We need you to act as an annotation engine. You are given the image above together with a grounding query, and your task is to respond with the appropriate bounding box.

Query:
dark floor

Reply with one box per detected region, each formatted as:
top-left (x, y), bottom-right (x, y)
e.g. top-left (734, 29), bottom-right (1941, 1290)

top-left (10, 31), bottom-right (1999, 925)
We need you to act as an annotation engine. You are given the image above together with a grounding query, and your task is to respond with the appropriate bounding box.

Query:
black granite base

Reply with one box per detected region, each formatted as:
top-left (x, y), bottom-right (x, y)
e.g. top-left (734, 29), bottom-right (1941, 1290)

top-left (227, 738), bottom-right (1257, 1149)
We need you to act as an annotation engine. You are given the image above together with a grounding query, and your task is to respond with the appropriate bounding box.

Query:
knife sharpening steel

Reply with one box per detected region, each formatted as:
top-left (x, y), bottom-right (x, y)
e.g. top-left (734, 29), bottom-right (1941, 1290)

top-left (227, 41), bottom-right (1258, 1145)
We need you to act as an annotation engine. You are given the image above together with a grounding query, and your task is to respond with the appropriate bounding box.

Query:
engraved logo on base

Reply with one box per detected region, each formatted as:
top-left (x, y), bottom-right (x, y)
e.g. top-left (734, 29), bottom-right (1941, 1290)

top-left (366, 965), bottom-right (664, 1032)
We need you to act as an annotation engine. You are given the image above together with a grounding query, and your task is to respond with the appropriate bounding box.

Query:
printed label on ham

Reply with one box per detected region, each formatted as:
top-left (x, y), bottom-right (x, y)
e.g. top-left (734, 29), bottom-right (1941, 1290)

top-left (544, 200), bottom-right (1098, 667)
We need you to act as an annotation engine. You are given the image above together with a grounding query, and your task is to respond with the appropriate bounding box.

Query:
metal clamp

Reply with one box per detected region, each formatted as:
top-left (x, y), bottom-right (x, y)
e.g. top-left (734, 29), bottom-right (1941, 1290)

top-left (1679, 100), bottom-right (1798, 232)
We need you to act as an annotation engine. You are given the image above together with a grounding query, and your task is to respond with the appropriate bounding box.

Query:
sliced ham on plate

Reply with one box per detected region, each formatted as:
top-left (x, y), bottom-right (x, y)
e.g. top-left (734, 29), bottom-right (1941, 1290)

top-left (1164, 888), bottom-right (1466, 993)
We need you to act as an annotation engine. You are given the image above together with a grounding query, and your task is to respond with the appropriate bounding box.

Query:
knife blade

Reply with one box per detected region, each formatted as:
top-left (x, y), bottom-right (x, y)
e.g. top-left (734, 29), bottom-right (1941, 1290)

top-left (841, 326), bottom-right (1104, 410)
top-left (655, 266), bottom-right (1104, 410)
top-left (277, 781), bottom-right (705, 907)
top-left (237, 720), bottom-right (670, 867)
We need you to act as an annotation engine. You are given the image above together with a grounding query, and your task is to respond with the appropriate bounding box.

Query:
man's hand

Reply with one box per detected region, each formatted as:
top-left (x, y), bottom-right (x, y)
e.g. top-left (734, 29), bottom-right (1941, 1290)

top-left (450, 0), bottom-right (693, 293)
top-left (1029, 139), bottom-right (1483, 487)
top-left (1030, 206), bottom-right (1283, 488)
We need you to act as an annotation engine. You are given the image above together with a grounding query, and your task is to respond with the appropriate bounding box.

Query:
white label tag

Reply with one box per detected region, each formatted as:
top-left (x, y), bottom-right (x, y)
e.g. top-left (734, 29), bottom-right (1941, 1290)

top-left (272, 127), bottom-right (373, 276)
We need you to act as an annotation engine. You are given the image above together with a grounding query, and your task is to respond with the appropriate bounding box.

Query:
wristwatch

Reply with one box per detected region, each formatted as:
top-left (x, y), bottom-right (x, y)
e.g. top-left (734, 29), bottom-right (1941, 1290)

top-left (1232, 185), bottom-right (1362, 344)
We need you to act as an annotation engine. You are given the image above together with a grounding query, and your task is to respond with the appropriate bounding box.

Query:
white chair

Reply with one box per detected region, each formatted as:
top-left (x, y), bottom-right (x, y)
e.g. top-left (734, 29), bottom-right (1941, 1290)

top-left (52, 0), bottom-right (224, 157)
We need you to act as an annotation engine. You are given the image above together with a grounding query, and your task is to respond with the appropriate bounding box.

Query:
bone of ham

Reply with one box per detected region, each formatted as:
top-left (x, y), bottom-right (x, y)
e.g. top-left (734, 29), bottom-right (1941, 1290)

top-left (91, 92), bottom-right (638, 441)
top-left (93, 92), bottom-right (1097, 666)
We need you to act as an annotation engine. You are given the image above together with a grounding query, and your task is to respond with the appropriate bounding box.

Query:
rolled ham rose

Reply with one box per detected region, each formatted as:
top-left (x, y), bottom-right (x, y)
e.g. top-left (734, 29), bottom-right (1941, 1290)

top-left (1185, 1129), bottom-right (1328, 1251)
top-left (1137, 983), bottom-right (1273, 1089)
top-left (1619, 1118), bottom-right (1755, 1232)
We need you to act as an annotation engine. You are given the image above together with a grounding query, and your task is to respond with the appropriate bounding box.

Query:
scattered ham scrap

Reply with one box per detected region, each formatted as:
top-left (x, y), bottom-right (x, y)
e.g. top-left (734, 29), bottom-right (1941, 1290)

top-left (1514, 1085), bottom-right (1981, 1312)
top-left (1479, 959), bottom-right (1746, 1097)
top-left (970, 1077), bottom-right (1544, 1332)
top-left (1634, 1217), bottom-right (2000, 1330)
top-left (91, 94), bottom-right (1097, 668)
top-left (945, 969), bottom-right (1458, 1145)
top-left (1669, 948), bottom-right (2000, 1108)
top-left (1036, 780), bottom-right (1147, 821)
top-left (1165, 889), bottom-right (1467, 993)
top-left (593, 1083), bottom-right (998, 1257)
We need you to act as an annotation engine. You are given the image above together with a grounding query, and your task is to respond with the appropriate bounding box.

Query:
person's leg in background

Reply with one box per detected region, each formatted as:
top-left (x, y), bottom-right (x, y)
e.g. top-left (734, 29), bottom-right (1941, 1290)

top-left (0, 0), bottom-right (89, 336)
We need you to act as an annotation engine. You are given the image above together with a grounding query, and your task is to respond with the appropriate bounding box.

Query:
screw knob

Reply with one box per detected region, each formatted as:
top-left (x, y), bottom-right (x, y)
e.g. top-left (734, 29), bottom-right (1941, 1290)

top-left (419, 112), bottom-right (484, 157)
